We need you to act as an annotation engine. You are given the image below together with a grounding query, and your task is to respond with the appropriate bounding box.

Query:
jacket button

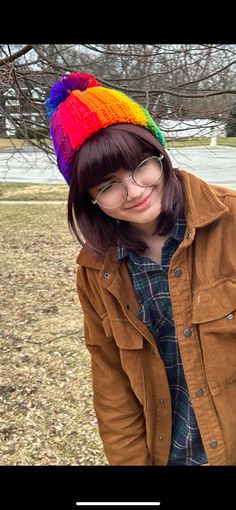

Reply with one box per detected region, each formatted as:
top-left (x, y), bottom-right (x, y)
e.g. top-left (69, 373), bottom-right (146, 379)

top-left (159, 399), bottom-right (164, 404)
top-left (183, 328), bottom-right (192, 338)
top-left (195, 388), bottom-right (204, 397)
top-left (104, 272), bottom-right (110, 278)
top-left (210, 440), bottom-right (218, 449)
top-left (174, 268), bottom-right (182, 277)
top-left (159, 436), bottom-right (164, 441)
top-left (227, 313), bottom-right (234, 320)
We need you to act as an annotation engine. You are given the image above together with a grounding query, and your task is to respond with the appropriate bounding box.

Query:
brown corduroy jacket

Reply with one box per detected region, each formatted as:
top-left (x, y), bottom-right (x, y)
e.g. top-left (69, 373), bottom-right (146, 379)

top-left (76, 169), bottom-right (236, 465)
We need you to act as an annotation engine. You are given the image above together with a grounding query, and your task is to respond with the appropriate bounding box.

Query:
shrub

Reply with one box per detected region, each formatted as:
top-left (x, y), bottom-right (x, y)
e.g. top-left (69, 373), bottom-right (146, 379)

top-left (226, 103), bottom-right (236, 137)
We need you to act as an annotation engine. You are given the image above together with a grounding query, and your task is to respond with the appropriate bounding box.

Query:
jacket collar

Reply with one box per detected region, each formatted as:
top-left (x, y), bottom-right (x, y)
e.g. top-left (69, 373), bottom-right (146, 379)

top-left (77, 169), bottom-right (228, 270)
top-left (180, 169), bottom-right (228, 229)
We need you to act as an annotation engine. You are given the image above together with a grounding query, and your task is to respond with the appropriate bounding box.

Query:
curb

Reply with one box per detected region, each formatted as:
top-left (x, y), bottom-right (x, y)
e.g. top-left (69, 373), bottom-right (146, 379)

top-left (0, 200), bottom-right (67, 204)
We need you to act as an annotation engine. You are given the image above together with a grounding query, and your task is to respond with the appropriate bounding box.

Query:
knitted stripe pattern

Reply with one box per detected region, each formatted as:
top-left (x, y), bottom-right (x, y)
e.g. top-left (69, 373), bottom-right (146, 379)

top-left (46, 73), bottom-right (166, 184)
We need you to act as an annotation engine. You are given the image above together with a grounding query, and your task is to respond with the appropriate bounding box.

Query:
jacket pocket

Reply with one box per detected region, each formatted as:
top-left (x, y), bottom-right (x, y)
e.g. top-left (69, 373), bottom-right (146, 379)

top-left (102, 313), bottom-right (145, 405)
top-left (102, 313), bottom-right (143, 349)
top-left (192, 278), bottom-right (236, 396)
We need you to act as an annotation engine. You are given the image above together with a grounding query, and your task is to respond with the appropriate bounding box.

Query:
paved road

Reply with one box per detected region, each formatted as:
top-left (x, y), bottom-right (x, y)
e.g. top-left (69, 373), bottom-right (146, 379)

top-left (169, 146), bottom-right (236, 188)
top-left (0, 147), bottom-right (59, 184)
top-left (0, 146), bottom-right (235, 188)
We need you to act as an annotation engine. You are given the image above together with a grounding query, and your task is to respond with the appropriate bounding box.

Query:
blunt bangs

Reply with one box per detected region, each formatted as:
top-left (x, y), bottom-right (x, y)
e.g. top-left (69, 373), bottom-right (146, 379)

top-left (73, 124), bottom-right (158, 193)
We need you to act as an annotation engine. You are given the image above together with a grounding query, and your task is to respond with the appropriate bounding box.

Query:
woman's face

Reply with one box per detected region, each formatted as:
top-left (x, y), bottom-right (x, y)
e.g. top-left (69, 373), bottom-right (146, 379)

top-left (88, 157), bottom-right (164, 232)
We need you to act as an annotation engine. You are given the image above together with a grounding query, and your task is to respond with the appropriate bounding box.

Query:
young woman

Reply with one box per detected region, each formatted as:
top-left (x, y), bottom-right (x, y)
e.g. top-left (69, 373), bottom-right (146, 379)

top-left (46, 72), bottom-right (236, 466)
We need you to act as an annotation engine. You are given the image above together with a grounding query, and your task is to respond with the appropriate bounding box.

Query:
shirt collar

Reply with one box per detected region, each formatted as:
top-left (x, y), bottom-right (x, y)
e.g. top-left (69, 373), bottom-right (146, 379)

top-left (117, 208), bottom-right (186, 261)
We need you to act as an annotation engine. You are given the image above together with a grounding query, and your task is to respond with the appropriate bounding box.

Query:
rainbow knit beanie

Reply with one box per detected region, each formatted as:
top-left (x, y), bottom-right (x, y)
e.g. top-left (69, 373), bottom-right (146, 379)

top-left (46, 72), bottom-right (166, 185)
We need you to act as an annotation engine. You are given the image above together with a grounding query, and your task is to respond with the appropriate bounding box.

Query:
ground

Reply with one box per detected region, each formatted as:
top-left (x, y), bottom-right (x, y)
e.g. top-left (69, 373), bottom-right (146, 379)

top-left (0, 201), bottom-right (107, 465)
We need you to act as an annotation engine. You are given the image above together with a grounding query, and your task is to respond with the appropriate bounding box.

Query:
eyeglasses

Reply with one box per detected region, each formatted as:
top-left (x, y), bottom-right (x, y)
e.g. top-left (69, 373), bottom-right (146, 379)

top-left (91, 155), bottom-right (164, 209)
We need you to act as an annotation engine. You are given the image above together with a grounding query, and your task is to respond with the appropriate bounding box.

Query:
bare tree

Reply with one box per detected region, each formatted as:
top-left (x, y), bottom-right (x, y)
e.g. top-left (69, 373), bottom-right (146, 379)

top-left (0, 43), bottom-right (236, 161)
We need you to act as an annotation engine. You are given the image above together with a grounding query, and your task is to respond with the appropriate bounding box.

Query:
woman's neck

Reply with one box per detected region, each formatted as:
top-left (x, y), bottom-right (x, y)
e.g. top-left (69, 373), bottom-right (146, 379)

top-left (130, 219), bottom-right (158, 240)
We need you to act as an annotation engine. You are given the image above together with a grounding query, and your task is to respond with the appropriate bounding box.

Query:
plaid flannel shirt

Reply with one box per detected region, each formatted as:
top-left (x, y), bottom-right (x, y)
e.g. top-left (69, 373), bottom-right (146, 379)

top-left (117, 212), bottom-right (208, 465)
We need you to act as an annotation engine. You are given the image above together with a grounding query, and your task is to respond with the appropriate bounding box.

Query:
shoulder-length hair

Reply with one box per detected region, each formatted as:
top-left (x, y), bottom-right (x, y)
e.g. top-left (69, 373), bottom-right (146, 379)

top-left (68, 123), bottom-right (184, 259)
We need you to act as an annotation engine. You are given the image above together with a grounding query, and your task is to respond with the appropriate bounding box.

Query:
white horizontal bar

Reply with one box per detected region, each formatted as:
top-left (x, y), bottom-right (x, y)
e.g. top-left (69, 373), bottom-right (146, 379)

top-left (76, 504), bottom-right (160, 507)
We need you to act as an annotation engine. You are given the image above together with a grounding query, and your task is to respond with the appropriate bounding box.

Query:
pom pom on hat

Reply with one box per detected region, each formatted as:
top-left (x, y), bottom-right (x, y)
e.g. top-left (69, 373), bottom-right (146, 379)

top-left (45, 72), bottom-right (101, 119)
top-left (46, 71), bottom-right (166, 185)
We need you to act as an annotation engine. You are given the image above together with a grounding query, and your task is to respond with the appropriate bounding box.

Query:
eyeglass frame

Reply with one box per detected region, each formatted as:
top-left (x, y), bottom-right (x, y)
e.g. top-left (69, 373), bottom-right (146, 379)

top-left (91, 155), bottom-right (164, 209)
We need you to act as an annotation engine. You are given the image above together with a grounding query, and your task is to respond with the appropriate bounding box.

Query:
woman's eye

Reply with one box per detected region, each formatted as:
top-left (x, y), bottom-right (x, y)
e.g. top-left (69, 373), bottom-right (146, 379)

top-left (139, 161), bottom-right (149, 169)
top-left (100, 181), bottom-right (116, 192)
top-left (103, 183), bottom-right (116, 192)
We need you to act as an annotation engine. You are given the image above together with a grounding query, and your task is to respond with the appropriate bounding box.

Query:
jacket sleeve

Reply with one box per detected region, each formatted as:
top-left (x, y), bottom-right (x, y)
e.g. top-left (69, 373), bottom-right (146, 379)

top-left (76, 269), bottom-right (152, 466)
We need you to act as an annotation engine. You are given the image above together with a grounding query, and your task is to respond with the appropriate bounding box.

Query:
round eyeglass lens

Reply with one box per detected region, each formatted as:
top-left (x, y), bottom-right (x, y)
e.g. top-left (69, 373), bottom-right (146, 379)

top-left (96, 182), bottom-right (127, 208)
top-left (133, 156), bottom-right (163, 186)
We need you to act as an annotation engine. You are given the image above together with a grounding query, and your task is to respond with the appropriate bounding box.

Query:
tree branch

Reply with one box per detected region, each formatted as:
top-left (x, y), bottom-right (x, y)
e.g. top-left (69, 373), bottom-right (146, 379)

top-left (0, 45), bottom-right (33, 66)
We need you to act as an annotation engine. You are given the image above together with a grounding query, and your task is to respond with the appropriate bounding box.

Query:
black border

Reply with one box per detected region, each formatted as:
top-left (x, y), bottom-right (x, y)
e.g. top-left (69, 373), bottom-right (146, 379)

top-left (2, 5), bottom-right (236, 44)
top-left (1, 465), bottom-right (236, 510)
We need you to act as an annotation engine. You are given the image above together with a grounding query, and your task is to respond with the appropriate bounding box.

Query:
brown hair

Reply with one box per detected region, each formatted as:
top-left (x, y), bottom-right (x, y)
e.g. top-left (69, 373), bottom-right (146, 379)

top-left (68, 124), bottom-right (184, 259)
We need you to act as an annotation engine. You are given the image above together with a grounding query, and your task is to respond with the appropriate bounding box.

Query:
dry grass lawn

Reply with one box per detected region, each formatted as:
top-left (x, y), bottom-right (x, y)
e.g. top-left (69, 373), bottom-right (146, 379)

top-left (0, 183), bottom-right (68, 201)
top-left (0, 202), bottom-right (107, 465)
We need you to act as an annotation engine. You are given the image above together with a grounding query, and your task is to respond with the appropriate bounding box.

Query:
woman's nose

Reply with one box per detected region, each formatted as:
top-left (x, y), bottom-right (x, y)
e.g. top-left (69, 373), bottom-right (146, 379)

top-left (124, 176), bottom-right (143, 200)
